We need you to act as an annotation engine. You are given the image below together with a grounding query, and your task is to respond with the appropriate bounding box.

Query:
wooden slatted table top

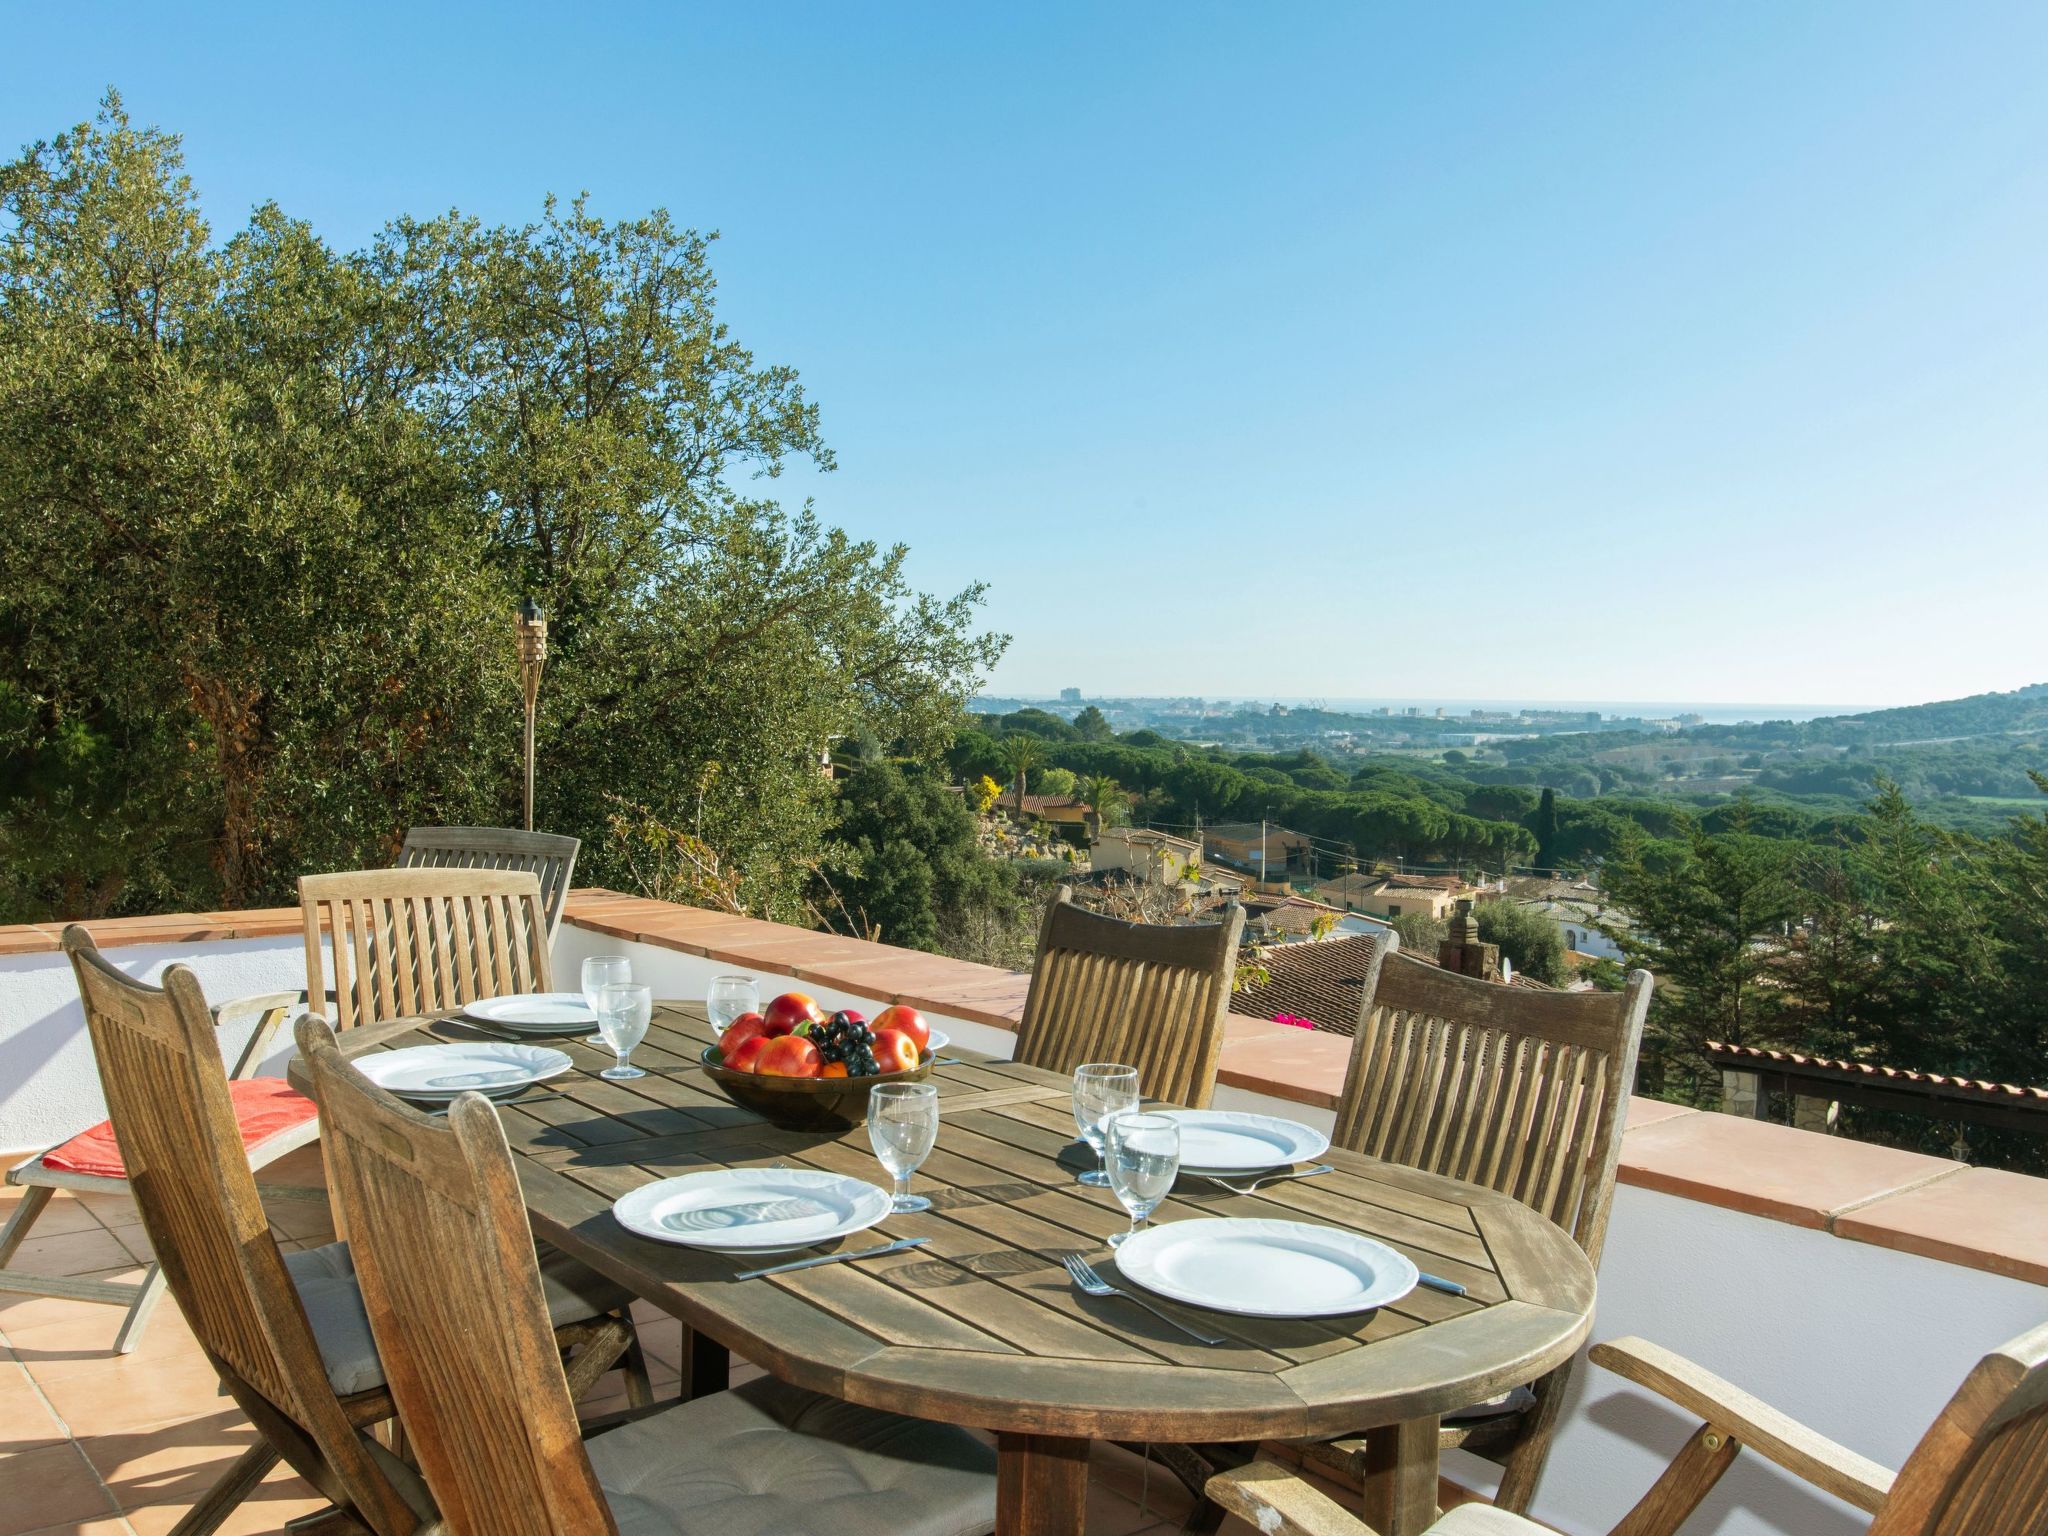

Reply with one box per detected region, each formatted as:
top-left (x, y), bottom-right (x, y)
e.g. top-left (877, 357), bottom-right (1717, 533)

top-left (301, 1003), bottom-right (1596, 1443)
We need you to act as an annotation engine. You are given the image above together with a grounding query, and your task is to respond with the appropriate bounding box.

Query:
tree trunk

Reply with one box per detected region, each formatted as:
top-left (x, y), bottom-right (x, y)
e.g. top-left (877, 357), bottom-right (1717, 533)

top-left (186, 668), bottom-right (267, 909)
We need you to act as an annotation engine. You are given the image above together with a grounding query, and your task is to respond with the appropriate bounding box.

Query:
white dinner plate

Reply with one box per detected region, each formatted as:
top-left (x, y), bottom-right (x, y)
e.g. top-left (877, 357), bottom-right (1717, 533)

top-left (926, 1029), bottom-right (950, 1055)
top-left (1114, 1218), bottom-right (1418, 1318)
top-left (462, 992), bottom-right (597, 1032)
top-left (1156, 1110), bottom-right (1330, 1174)
top-left (354, 1042), bottom-right (572, 1102)
top-left (612, 1169), bottom-right (892, 1256)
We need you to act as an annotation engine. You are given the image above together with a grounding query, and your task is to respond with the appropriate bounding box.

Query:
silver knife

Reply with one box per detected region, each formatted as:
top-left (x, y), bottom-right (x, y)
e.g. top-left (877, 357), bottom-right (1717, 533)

top-left (733, 1236), bottom-right (929, 1281)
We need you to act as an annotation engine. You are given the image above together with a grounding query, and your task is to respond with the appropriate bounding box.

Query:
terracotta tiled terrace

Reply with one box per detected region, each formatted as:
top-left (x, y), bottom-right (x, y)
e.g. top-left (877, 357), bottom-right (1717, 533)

top-left (3, 894), bottom-right (2045, 1536)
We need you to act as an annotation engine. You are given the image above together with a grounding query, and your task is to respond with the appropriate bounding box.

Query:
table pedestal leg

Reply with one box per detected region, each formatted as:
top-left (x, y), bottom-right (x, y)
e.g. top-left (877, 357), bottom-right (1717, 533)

top-left (1361, 1415), bottom-right (1441, 1536)
top-left (680, 1325), bottom-right (729, 1400)
top-left (997, 1432), bottom-right (1090, 1536)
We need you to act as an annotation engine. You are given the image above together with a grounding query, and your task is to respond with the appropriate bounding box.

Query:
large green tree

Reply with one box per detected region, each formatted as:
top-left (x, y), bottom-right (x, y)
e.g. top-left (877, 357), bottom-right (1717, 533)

top-left (0, 97), bottom-right (1002, 919)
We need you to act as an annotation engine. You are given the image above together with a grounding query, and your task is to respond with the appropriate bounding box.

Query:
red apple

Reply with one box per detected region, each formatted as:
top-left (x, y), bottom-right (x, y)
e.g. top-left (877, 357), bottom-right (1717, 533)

top-left (757, 1035), bottom-right (823, 1078)
top-left (871, 1027), bottom-right (920, 1075)
top-left (761, 991), bottom-right (822, 1037)
top-left (718, 1013), bottom-right (768, 1059)
top-left (872, 1005), bottom-right (930, 1055)
top-left (725, 1036), bottom-right (769, 1073)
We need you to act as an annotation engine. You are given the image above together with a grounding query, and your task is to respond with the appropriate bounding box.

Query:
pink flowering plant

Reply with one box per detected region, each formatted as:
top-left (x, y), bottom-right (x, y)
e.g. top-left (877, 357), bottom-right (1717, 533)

top-left (1271, 1013), bottom-right (1317, 1030)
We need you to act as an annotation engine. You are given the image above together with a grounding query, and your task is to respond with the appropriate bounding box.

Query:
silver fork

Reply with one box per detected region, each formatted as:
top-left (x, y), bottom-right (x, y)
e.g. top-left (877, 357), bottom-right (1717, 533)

top-left (1203, 1163), bottom-right (1335, 1196)
top-left (1061, 1253), bottom-right (1225, 1346)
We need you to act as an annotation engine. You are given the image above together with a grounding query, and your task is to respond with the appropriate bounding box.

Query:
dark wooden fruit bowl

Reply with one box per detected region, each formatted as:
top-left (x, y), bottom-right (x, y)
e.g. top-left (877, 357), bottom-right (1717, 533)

top-left (697, 1045), bottom-right (936, 1131)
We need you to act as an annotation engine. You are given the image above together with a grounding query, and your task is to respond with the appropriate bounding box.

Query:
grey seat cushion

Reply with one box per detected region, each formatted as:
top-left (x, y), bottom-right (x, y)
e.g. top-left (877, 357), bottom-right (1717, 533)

top-left (286, 1239), bottom-right (633, 1397)
top-left (588, 1376), bottom-right (998, 1536)
top-left (1444, 1384), bottom-right (1538, 1423)
top-left (1429, 1502), bottom-right (1549, 1533)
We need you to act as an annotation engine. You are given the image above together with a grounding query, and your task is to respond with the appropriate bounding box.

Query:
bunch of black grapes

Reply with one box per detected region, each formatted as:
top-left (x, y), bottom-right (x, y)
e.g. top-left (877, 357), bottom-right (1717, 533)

top-left (813, 1011), bottom-right (880, 1076)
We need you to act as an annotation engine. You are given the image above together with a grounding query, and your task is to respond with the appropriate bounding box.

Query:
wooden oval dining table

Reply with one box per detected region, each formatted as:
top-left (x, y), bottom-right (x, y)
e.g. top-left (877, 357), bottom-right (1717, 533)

top-left (294, 1001), bottom-right (1596, 1536)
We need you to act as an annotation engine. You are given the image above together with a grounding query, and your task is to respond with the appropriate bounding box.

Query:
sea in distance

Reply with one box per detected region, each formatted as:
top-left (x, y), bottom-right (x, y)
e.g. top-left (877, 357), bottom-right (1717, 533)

top-left (1219, 698), bottom-right (1874, 726)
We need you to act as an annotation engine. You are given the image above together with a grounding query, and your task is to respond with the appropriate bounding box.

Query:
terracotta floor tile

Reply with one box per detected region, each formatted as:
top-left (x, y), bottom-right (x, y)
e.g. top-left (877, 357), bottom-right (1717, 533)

top-left (6, 1228), bottom-right (137, 1279)
top-left (1089, 1442), bottom-right (1195, 1524)
top-left (0, 1269), bottom-right (152, 1355)
top-left (122, 1465), bottom-right (326, 1535)
top-left (30, 1344), bottom-right (230, 1437)
top-left (0, 1357), bottom-right (70, 1452)
top-left (11, 1520), bottom-right (135, 1535)
top-left (76, 1410), bottom-right (262, 1516)
top-left (0, 1444), bottom-right (119, 1533)
top-left (0, 1191), bottom-right (105, 1238)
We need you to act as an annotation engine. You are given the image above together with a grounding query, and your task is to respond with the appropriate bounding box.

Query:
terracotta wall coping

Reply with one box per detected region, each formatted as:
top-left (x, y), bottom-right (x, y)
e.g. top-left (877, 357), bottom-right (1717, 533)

top-left (10, 892), bottom-right (2043, 1288)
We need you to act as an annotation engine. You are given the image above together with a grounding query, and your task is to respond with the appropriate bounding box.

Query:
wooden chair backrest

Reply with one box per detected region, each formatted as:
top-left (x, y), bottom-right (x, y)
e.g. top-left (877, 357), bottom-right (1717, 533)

top-left (58, 928), bottom-right (413, 1536)
top-left (301, 867), bottom-right (553, 1033)
top-left (1336, 939), bottom-right (1652, 1263)
top-left (1872, 1321), bottom-right (2048, 1536)
top-left (1012, 887), bottom-right (1246, 1108)
top-left (397, 826), bottom-right (580, 939)
top-left (296, 1016), bottom-right (614, 1536)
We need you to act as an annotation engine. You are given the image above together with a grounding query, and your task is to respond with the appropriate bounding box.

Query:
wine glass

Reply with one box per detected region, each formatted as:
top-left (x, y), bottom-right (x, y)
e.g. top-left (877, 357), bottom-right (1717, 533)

top-left (706, 974), bottom-right (760, 1035)
top-left (581, 955), bottom-right (631, 1046)
top-left (868, 1081), bottom-right (940, 1213)
top-left (1071, 1064), bottom-right (1139, 1188)
top-left (1105, 1111), bottom-right (1179, 1248)
top-left (596, 983), bottom-right (653, 1081)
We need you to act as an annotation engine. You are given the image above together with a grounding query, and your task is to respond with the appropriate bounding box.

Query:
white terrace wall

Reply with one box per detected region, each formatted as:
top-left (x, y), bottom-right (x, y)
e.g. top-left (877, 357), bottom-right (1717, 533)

top-left (0, 934), bottom-right (312, 1153)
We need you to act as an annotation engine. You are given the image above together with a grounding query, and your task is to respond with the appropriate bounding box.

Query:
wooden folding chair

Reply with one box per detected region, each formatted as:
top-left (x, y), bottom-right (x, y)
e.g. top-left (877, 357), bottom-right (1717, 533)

top-left (0, 985), bottom-right (311, 1354)
top-left (397, 825), bottom-right (580, 940)
top-left (296, 1013), bottom-right (1000, 1536)
top-left (1307, 941), bottom-right (1654, 1513)
top-left (300, 866), bottom-right (552, 1033)
top-left (1012, 885), bottom-right (1246, 1108)
top-left (48, 928), bottom-right (644, 1535)
top-left (1209, 1319), bottom-right (2048, 1536)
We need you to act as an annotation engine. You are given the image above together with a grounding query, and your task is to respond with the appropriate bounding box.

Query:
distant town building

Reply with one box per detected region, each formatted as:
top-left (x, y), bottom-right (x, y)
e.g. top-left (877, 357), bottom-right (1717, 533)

top-left (1314, 871), bottom-right (1475, 922)
top-left (1504, 876), bottom-right (1631, 962)
top-left (1059, 687), bottom-right (1082, 703)
top-left (1091, 826), bottom-right (1201, 885)
top-left (1202, 823), bottom-right (1313, 880)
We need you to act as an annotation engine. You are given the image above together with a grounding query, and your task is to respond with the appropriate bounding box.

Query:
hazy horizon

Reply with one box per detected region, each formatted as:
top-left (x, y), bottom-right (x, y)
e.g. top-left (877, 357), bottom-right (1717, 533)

top-left (8, 4), bottom-right (2044, 710)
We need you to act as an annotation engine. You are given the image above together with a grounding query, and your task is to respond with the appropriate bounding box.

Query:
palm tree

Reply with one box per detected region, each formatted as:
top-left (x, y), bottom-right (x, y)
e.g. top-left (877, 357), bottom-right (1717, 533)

top-left (999, 733), bottom-right (1043, 818)
top-left (1079, 773), bottom-right (1126, 832)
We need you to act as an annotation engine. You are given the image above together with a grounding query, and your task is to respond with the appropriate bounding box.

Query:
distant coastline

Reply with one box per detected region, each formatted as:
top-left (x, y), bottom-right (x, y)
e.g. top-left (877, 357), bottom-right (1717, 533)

top-left (976, 696), bottom-right (1875, 728)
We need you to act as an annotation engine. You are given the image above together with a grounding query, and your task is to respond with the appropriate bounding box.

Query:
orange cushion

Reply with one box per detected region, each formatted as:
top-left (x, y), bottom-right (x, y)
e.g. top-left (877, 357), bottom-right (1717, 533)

top-left (41, 1078), bottom-right (318, 1180)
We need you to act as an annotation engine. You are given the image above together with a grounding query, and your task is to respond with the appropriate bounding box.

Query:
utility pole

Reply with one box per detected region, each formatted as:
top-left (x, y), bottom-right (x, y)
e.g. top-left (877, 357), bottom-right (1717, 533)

top-left (1259, 817), bottom-right (1268, 886)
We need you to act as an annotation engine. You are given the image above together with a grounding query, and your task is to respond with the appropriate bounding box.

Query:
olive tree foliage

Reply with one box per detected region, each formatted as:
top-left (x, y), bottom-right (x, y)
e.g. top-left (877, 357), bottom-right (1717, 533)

top-left (0, 97), bottom-right (1002, 920)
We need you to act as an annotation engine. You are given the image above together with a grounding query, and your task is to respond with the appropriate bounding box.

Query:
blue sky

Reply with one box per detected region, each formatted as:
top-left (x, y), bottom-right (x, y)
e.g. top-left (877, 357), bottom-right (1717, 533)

top-left (7, 3), bottom-right (2045, 707)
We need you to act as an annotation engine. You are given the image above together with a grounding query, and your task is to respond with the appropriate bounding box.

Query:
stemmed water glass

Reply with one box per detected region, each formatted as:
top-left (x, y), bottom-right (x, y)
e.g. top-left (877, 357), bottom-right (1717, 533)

top-left (1104, 1111), bottom-right (1180, 1248)
top-left (1071, 1064), bottom-right (1139, 1188)
top-left (596, 983), bottom-right (653, 1081)
top-left (582, 955), bottom-right (631, 1046)
top-left (869, 1081), bottom-right (940, 1213)
top-left (706, 974), bottom-right (760, 1034)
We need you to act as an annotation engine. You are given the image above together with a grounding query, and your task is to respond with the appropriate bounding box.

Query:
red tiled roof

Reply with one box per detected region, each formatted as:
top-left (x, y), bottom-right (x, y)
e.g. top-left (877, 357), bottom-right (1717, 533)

top-left (1232, 934), bottom-right (1387, 1035)
top-left (1704, 1042), bottom-right (2048, 1109)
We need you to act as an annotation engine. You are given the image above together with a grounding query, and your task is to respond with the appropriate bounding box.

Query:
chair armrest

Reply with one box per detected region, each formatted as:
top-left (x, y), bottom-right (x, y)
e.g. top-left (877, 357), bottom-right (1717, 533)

top-left (1590, 1337), bottom-right (1895, 1515)
top-left (1206, 1462), bottom-right (1380, 1536)
top-left (212, 990), bottom-right (310, 1079)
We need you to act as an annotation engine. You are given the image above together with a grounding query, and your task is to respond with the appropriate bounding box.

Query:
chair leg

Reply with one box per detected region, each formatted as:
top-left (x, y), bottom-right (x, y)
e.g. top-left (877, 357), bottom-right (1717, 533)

top-left (621, 1327), bottom-right (656, 1408)
top-left (166, 1440), bottom-right (280, 1535)
top-left (0, 1183), bottom-right (55, 1266)
top-left (112, 1263), bottom-right (168, 1354)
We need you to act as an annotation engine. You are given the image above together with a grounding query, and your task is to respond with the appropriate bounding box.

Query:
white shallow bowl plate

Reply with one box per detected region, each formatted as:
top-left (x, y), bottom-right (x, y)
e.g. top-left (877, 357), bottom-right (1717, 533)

top-left (355, 1042), bottom-right (572, 1101)
top-left (927, 1029), bottom-right (950, 1054)
top-left (1114, 1218), bottom-right (1418, 1318)
top-left (464, 993), bottom-right (597, 1031)
top-left (613, 1169), bottom-right (891, 1255)
top-left (1158, 1110), bottom-right (1330, 1174)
